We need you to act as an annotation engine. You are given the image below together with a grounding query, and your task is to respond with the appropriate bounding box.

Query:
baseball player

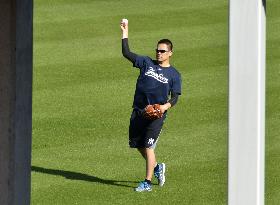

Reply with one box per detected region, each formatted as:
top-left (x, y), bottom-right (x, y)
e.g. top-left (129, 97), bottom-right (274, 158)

top-left (120, 19), bottom-right (182, 192)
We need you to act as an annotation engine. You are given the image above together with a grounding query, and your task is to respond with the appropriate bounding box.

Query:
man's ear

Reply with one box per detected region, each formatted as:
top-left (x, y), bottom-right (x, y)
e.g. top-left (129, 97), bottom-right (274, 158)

top-left (169, 51), bottom-right (173, 57)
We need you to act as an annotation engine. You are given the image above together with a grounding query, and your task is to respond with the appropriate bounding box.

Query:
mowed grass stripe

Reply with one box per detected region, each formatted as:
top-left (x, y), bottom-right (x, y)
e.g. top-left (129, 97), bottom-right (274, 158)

top-left (34, 5), bottom-right (227, 42)
top-left (34, 22), bottom-right (227, 69)
top-left (34, 22), bottom-right (227, 54)
top-left (34, 0), bottom-right (227, 24)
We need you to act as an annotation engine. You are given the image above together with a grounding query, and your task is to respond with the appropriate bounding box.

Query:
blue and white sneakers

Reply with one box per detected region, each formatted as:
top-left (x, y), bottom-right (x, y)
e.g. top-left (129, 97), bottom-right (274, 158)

top-left (154, 163), bottom-right (166, 187)
top-left (135, 181), bottom-right (152, 192)
top-left (135, 163), bottom-right (166, 192)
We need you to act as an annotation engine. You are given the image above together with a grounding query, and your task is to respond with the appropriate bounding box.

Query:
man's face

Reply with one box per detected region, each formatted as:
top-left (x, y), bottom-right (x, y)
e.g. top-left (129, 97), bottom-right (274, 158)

top-left (156, 43), bottom-right (172, 62)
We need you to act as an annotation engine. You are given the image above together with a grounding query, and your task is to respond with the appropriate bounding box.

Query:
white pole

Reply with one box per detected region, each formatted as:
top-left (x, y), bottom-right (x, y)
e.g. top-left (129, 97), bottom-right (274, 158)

top-left (228, 0), bottom-right (266, 204)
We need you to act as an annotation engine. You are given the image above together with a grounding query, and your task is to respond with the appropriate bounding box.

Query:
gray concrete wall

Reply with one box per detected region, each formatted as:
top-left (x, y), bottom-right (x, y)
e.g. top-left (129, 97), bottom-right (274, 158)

top-left (0, 0), bottom-right (33, 204)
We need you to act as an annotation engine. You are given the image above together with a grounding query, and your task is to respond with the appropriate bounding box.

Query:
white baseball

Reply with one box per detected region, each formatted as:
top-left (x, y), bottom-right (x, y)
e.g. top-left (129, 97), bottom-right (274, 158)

top-left (122, 18), bottom-right (128, 25)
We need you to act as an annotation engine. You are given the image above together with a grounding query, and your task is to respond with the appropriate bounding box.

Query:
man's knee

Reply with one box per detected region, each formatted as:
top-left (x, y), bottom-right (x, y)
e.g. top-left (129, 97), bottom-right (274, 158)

top-left (145, 147), bottom-right (155, 155)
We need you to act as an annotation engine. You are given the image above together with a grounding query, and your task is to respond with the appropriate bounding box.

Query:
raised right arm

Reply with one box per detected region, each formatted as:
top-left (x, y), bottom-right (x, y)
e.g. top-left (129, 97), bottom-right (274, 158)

top-left (120, 19), bottom-right (138, 63)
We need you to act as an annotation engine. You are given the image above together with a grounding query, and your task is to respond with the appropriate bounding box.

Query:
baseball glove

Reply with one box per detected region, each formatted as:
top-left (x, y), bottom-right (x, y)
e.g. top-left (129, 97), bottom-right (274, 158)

top-left (142, 104), bottom-right (163, 120)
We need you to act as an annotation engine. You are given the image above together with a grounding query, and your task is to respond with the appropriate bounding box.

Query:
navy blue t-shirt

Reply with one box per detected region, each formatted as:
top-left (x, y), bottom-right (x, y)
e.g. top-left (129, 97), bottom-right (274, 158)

top-left (132, 56), bottom-right (181, 110)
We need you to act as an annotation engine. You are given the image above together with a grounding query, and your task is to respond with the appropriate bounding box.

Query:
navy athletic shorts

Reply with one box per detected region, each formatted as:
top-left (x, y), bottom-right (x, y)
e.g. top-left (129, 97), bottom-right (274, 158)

top-left (129, 109), bottom-right (167, 148)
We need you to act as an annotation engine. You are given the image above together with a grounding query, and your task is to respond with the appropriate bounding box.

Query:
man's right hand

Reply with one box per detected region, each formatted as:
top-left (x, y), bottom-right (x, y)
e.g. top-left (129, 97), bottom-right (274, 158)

top-left (120, 19), bottom-right (128, 39)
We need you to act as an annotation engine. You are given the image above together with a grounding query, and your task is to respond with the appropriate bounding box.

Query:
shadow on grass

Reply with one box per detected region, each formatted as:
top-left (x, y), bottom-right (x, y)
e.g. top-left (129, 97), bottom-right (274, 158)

top-left (31, 166), bottom-right (137, 188)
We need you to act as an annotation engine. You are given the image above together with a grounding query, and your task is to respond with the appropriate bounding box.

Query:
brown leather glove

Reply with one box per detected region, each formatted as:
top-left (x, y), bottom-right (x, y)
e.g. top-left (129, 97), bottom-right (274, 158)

top-left (142, 104), bottom-right (163, 120)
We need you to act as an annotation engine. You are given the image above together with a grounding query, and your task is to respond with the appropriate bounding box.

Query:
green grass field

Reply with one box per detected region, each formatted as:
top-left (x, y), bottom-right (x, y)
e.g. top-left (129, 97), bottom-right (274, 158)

top-left (265, 1), bottom-right (280, 204)
top-left (32, 0), bottom-right (279, 204)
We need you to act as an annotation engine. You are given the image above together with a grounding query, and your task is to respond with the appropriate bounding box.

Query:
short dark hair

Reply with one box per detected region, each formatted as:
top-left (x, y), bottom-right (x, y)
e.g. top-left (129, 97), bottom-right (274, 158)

top-left (157, 39), bottom-right (173, 51)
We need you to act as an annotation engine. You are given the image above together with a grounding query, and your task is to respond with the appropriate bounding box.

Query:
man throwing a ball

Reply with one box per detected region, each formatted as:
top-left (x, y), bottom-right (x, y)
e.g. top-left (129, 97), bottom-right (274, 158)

top-left (120, 19), bottom-right (182, 192)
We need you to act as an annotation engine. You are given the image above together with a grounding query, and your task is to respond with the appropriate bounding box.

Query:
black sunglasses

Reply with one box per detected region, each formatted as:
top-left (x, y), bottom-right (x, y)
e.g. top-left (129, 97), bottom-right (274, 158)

top-left (155, 49), bottom-right (169, 53)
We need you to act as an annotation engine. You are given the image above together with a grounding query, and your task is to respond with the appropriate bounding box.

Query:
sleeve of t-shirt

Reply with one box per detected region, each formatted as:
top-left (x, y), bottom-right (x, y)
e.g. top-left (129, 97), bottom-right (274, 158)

top-left (122, 38), bottom-right (138, 64)
top-left (133, 56), bottom-right (150, 69)
top-left (171, 73), bottom-right (182, 95)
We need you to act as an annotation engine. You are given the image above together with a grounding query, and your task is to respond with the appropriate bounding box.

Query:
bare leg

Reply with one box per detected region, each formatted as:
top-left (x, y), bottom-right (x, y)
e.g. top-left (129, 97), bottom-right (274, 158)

top-left (137, 148), bottom-right (157, 181)
top-left (145, 148), bottom-right (157, 181)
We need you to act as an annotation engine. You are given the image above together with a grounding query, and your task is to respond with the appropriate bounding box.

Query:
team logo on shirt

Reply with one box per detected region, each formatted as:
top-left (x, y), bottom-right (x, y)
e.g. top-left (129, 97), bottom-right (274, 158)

top-left (145, 67), bottom-right (168, 84)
